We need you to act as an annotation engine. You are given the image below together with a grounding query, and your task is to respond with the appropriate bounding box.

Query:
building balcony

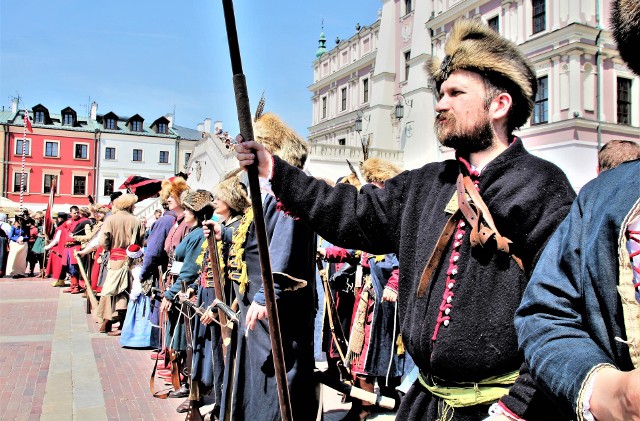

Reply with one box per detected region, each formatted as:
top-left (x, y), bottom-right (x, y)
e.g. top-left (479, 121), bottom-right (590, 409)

top-left (309, 143), bottom-right (404, 164)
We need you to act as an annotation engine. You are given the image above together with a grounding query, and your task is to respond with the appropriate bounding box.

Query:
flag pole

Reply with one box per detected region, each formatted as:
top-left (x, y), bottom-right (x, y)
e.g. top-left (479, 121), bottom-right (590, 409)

top-left (220, 1), bottom-right (293, 420)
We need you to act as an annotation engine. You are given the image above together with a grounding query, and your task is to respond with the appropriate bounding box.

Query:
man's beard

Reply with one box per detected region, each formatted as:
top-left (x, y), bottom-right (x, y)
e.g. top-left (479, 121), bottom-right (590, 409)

top-left (435, 113), bottom-right (494, 154)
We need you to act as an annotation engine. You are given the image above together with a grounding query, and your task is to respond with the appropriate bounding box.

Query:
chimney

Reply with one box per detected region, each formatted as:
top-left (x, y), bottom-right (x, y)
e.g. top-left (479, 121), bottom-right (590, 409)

top-left (214, 121), bottom-right (223, 134)
top-left (90, 101), bottom-right (98, 120)
top-left (11, 98), bottom-right (18, 114)
top-left (197, 123), bottom-right (204, 132)
top-left (203, 118), bottom-right (212, 134)
top-left (165, 113), bottom-right (174, 128)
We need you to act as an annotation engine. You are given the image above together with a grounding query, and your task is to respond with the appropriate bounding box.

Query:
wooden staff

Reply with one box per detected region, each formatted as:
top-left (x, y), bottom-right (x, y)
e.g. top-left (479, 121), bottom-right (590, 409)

top-left (220, 1), bottom-right (292, 419)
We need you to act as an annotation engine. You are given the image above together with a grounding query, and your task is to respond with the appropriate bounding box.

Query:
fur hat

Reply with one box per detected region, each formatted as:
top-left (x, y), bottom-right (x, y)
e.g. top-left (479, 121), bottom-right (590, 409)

top-left (109, 191), bottom-right (123, 202)
top-left (611, 0), bottom-right (640, 75)
top-left (180, 189), bottom-right (215, 215)
top-left (113, 193), bottom-right (138, 211)
top-left (160, 176), bottom-right (190, 204)
top-left (79, 207), bottom-right (91, 218)
top-left (338, 173), bottom-right (362, 190)
top-left (32, 211), bottom-right (44, 220)
top-left (362, 158), bottom-right (402, 184)
top-left (253, 113), bottom-right (309, 169)
top-left (214, 176), bottom-right (250, 214)
top-left (92, 204), bottom-right (110, 214)
top-left (427, 19), bottom-right (537, 132)
top-left (126, 244), bottom-right (143, 259)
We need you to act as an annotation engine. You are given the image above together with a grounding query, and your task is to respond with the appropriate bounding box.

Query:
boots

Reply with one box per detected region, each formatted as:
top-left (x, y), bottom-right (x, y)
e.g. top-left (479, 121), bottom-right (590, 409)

top-left (63, 276), bottom-right (79, 293)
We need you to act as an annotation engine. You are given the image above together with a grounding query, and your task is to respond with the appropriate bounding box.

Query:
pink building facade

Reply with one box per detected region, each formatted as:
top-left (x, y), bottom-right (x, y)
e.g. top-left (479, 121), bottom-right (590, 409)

top-left (308, 0), bottom-right (639, 190)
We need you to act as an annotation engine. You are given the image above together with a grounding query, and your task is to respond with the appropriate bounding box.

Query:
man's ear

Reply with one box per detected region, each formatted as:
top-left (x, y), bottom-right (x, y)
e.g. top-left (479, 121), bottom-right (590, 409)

top-left (491, 92), bottom-right (512, 122)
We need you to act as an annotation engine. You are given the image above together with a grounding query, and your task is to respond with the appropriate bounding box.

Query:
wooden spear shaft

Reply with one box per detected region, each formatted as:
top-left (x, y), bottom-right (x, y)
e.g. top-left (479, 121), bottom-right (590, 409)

top-left (220, 1), bottom-right (293, 420)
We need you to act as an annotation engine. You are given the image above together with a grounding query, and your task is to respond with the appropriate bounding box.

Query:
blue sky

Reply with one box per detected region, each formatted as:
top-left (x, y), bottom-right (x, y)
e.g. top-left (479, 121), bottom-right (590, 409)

top-left (0, 0), bottom-right (380, 138)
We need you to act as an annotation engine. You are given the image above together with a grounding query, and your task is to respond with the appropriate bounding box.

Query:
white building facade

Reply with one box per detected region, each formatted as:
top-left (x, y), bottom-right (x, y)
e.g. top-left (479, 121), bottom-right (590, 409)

top-left (308, 0), bottom-right (639, 190)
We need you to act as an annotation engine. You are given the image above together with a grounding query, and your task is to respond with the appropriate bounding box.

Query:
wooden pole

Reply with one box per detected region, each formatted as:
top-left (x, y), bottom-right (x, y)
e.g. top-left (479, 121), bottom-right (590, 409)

top-left (220, 1), bottom-right (293, 420)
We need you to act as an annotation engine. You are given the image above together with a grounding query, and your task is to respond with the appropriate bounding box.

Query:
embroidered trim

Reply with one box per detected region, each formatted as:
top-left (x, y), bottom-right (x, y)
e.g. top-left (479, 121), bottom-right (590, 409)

top-left (227, 208), bottom-right (254, 294)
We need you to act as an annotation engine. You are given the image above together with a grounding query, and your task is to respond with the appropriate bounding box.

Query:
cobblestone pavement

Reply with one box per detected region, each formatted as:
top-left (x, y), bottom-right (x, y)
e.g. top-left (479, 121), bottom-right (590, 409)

top-left (0, 276), bottom-right (395, 420)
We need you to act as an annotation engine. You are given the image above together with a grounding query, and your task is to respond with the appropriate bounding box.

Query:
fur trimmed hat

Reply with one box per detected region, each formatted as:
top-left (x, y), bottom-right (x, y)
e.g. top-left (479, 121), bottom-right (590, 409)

top-left (362, 158), bottom-right (402, 184)
top-left (611, 0), bottom-right (640, 75)
top-left (126, 244), bottom-right (143, 259)
top-left (427, 19), bottom-right (537, 132)
top-left (214, 176), bottom-right (250, 214)
top-left (253, 113), bottom-right (309, 169)
top-left (113, 193), bottom-right (138, 211)
top-left (180, 189), bottom-right (214, 213)
top-left (160, 176), bottom-right (190, 204)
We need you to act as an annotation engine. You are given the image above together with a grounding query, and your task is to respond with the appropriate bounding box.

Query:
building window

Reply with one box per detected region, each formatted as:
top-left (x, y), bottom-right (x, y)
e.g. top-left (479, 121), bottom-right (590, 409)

top-left (105, 147), bottom-right (116, 160)
top-left (405, 0), bottom-right (412, 14)
top-left (157, 123), bottom-right (167, 134)
top-left (44, 141), bottom-right (59, 157)
top-left (103, 179), bottom-right (114, 196)
top-left (133, 149), bottom-right (143, 161)
top-left (13, 172), bottom-right (27, 193)
top-left (488, 16), bottom-right (499, 32)
top-left (184, 152), bottom-right (191, 168)
top-left (15, 139), bottom-right (30, 155)
top-left (159, 151), bottom-right (169, 163)
top-left (105, 118), bottom-right (116, 130)
top-left (131, 121), bottom-right (142, 132)
top-left (43, 174), bottom-right (57, 194)
top-left (338, 138), bottom-right (346, 146)
top-left (617, 77), bottom-right (632, 125)
top-left (34, 111), bottom-right (45, 123)
top-left (341, 88), bottom-right (347, 111)
top-left (322, 97), bottom-right (327, 119)
top-left (75, 144), bottom-right (88, 159)
top-left (363, 78), bottom-right (369, 103)
top-left (532, 76), bottom-right (549, 125)
top-left (73, 176), bottom-right (86, 196)
top-left (532, 0), bottom-right (546, 34)
top-left (63, 114), bottom-right (74, 126)
top-left (404, 50), bottom-right (411, 81)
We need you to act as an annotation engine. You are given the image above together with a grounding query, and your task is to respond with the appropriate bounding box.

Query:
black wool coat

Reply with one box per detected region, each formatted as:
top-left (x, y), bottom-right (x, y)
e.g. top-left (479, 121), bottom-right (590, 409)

top-left (270, 139), bottom-right (576, 420)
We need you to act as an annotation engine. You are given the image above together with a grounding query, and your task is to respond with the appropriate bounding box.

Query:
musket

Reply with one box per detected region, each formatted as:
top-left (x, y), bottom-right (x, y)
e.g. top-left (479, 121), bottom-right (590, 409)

top-left (206, 230), bottom-right (232, 358)
top-left (220, 1), bottom-right (293, 420)
top-left (316, 257), bottom-right (351, 380)
top-left (314, 370), bottom-right (395, 409)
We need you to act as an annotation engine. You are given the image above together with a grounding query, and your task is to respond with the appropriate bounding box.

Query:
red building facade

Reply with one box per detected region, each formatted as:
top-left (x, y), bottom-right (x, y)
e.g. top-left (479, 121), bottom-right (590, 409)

top-left (2, 104), bottom-right (98, 209)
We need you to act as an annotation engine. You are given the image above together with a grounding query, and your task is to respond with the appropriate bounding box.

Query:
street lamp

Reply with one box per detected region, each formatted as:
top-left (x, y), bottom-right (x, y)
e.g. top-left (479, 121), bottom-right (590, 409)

top-left (355, 115), bottom-right (363, 132)
top-left (394, 94), bottom-right (412, 120)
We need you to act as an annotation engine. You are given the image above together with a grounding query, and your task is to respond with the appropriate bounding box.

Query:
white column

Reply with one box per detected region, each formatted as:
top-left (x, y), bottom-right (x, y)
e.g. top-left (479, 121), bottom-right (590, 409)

top-left (568, 52), bottom-right (582, 117)
top-left (552, 56), bottom-right (561, 121)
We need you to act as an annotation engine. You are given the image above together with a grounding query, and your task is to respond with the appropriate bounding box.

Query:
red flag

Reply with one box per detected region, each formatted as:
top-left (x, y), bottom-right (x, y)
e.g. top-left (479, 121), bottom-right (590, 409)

top-left (44, 178), bottom-right (57, 240)
top-left (24, 109), bottom-right (33, 133)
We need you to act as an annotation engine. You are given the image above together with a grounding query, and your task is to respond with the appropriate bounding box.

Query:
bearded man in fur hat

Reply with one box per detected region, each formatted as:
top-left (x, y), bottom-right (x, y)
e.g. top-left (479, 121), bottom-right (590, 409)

top-left (515, 1), bottom-right (640, 420)
top-left (236, 20), bottom-right (576, 421)
top-left (207, 112), bottom-right (320, 420)
top-left (97, 193), bottom-right (144, 335)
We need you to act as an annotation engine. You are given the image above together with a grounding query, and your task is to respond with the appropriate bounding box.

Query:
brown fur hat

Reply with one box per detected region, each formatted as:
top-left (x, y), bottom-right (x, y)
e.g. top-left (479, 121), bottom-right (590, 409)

top-left (180, 189), bottom-right (214, 212)
top-left (338, 173), bottom-right (362, 190)
top-left (362, 158), bottom-right (402, 184)
top-left (611, 0), bottom-right (640, 75)
top-left (180, 189), bottom-right (215, 221)
top-left (427, 19), bottom-right (537, 132)
top-left (93, 205), bottom-right (110, 215)
top-left (113, 194), bottom-right (138, 211)
top-left (214, 176), bottom-right (250, 214)
top-left (160, 176), bottom-right (190, 205)
top-left (253, 113), bottom-right (309, 169)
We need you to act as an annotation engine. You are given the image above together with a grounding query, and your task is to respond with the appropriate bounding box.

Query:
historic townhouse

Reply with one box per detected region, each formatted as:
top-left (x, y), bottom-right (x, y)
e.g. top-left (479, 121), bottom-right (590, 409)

top-left (309, 0), bottom-right (639, 189)
top-left (0, 99), bottom-right (99, 211)
top-left (93, 102), bottom-right (180, 204)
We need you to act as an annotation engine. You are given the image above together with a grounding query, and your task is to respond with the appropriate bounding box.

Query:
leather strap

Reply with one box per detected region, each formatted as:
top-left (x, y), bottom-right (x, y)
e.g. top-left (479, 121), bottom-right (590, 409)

top-left (417, 211), bottom-right (460, 298)
top-left (416, 172), bottom-right (523, 298)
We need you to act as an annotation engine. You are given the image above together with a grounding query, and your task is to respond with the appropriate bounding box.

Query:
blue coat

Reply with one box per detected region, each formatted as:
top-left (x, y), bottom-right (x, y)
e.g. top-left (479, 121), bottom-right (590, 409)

top-left (220, 194), bottom-right (319, 421)
top-left (516, 160), bottom-right (640, 418)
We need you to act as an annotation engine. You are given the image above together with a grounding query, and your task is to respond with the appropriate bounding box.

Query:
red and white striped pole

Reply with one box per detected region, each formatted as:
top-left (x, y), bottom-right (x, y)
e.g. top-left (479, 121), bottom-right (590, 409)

top-left (20, 109), bottom-right (29, 210)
